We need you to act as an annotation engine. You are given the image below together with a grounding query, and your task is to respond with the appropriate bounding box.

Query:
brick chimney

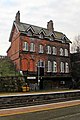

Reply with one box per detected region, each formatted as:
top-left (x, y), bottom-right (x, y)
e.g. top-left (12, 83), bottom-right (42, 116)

top-left (15, 11), bottom-right (20, 23)
top-left (47, 20), bottom-right (54, 33)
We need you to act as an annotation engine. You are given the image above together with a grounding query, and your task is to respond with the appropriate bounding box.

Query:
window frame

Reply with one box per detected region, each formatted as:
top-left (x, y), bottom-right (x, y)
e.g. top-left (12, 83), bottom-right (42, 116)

top-left (47, 46), bottom-right (51, 54)
top-left (65, 62), bottom-right (69, 73)
top-left (60, 48), bottom-right (64, 56)
top-left (60, 62), bottom-right (64, 73)
top-left (30, 43), bottom-right (35, 52)
top-left (39, 32), bottom-right (44, 39)
top-left (47, 61), bottom-right (52, 72)
top-left (53, 46), bottom-right (57, 55)
top-left (65, 49), bottom-right (68, 56)
top-left (38, 60), bottom-right (45, 68)
top-left (53, 61), bottom-right (57, 73)
top-left (39, 44), bottom-right (44, 53)
top-left (27, 30), bottom-right (33, 36)
top-left (23, 42), bottom-right (28, 51)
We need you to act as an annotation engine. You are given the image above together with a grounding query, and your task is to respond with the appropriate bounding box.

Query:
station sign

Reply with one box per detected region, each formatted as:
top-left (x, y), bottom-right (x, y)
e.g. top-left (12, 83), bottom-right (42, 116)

top-left (27, 77), bottom-right (36, 79)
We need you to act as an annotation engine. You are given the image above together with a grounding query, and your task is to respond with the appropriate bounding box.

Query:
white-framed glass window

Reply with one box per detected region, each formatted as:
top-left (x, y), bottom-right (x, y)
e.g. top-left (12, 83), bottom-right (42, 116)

top-left (60, 62), bottom-right (64, 73)
top-left (39, 45), bottom-right (44, 53)
top-left (47, 46), bottom-right (51, 54)
top-left (65, 62), bottom-right (69, 73)
top-left (65, 49), bottom-right (68, 56)
top-left (53, 61), bottom-right (57, 73)
top-left (53, 47), bottom-right (57, 55)
top-left (47, 61), bottom-right (52, 72)
top-left (60, 48), bottom-right (64, 56)
top-left (23, 42), bottom-right (28, 51)
top-left (30, 43), bottom-right (35, 52)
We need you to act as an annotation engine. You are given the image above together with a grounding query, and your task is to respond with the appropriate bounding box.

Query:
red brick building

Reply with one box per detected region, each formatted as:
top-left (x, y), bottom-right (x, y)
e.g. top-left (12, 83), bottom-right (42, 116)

top-left (7, 11), bottom-right (72, 90)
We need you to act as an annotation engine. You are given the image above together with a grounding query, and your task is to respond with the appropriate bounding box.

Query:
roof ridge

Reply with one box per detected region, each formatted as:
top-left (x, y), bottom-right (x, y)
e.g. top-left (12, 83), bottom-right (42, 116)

top-left (18, 21), bottom-right (64, 35)
top-left (19, 21), bottom-right (47, 30)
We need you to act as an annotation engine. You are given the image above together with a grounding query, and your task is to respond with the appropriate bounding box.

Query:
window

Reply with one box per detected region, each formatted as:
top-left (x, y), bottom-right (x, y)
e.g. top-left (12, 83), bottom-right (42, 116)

top-left (50, 34), bottom-right (55, 41)
top-left (39, 33), bottom-right (44, 39)
top-left (53, 61), bottom-right (57, 73)
top-left (47, 61), bottom-right (52, 72)
top-left (30, 43), bottom-right (35, 52)
top-left (65, 49), bottom-right (68, 56)
top-left (60, 48), bottom-right (64, 56)
top-left (65, 62), bottom-right (69, 73)
top-left (39, 45), bottom-right (44, 53)
top-left (47, 46), bottom-right (51, 54)
top-left (23, 42), bottom-right (28, 51)
top-left (60, 62), bottom-right (64, 73)
top-left (38, 60), bottom-right (44, 67)
top-left (27, 30), bottom-right (33, 36)
top-left (53, 47), bottom-right (57, 55)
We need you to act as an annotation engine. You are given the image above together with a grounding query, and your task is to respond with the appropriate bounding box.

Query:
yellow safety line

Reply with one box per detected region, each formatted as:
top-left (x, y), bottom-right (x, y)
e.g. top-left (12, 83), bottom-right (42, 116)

top-left (0, 101), bottom-right (80, 117)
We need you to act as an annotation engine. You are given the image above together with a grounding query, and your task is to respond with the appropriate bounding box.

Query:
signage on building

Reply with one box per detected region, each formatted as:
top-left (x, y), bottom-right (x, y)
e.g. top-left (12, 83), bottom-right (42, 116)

top-left (27, 77), bottom-right (36, 79)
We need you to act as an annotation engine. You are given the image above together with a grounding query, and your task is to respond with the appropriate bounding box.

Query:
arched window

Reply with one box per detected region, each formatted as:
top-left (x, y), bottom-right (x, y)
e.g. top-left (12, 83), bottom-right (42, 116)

top-left (39, 44), bottom-right (44, 53)
top-left (30, 43), bottom-right (35, 52)
top-left (60, 62), bottom-right (64, 73)
top-left (65, 62), bottom-right (69, 73)
top-left (21, 59), bottom-right (28, 71)
top-left (47, 46), bottom-right (51, 54)
top-left (53, 47), bottom-right (57, 55)
top-left (53, 61), bottom-right (57, 73)
top-left (47, 61), bottom-right (52, 72)
top-left (65, 49), bottom-right (68, 56)
top-left (60, 48), bottom-right (64, 56)
top-left (23, 42), bottom-right (28, 51)
top-left (30, 60), bottom-right (34, 71)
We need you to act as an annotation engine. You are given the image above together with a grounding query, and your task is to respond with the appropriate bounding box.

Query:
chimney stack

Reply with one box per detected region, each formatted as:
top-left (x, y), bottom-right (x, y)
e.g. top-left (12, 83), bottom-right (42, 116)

top-left (47, 20), bottom-right (54, 33)
top-left (15, 11), bottom-right (20, 23)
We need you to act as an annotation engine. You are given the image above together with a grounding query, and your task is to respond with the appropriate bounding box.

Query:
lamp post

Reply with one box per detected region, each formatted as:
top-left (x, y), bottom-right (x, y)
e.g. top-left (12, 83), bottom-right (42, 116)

top-left (38, 66), bottom-right (40, 87)
top-left (36, 62), bottom-right (40, 89)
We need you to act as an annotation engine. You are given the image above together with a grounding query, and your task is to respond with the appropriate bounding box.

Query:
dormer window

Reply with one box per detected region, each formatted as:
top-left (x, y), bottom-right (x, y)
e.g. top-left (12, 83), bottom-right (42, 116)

top-left (39, 32), bottom-right (44, 39)
top-left (50, 34), bottom-right (55, 41)
top-left (27, 30), bottom-right (33, 36)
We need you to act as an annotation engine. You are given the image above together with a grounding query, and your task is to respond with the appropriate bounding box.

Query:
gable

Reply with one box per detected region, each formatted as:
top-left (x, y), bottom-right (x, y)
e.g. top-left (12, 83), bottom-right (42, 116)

top-left (9, 22), bottom-right (19, 42)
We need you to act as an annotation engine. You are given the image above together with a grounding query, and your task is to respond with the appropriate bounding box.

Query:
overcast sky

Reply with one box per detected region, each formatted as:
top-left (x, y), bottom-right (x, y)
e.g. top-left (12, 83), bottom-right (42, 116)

top-left (0, 0), bottom-right (80, 55)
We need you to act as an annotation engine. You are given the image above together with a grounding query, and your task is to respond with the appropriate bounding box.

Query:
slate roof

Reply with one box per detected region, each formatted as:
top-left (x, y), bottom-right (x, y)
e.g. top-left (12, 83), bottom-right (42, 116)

top-left (11, 21), bottom-right (71, 43)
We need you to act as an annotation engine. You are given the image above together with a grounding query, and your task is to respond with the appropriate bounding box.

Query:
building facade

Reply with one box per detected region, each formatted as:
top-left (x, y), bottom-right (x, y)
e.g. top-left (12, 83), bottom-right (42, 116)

top-left (7, 11), bottom-right (72, 90)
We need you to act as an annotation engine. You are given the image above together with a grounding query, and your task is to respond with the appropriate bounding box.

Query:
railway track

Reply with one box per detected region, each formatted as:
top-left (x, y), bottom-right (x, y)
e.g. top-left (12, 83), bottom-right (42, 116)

top-left (0, 90), bottom-right (80, 109)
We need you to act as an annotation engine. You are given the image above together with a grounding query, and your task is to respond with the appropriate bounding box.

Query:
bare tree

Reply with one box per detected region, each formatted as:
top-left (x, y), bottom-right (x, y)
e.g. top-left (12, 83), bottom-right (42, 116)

top-left (71, 35), bottom-right (80, 53)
